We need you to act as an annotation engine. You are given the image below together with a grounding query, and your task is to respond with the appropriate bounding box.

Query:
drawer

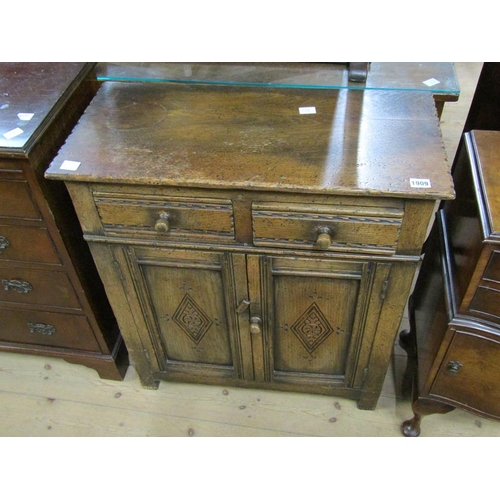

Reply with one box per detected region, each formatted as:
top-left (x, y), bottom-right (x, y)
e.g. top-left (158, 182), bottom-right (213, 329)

top-left (0, 180), bottom-right (41, 220)
top-left (482, 251), bottom-right (500, 284)
top-left (430, 330), bottom-right (500, 418)
top-left (469, 286), bottom-right (500, 320)
top-left (93, 192), bottom-right (235, 243)
top-left (0, 225), bottom-right (61, 265)
top-left (468, 251), bottom-right (500, 320)
top-left (0, 307), bottom-right (101, 351)
top-left (252, 202), bottom-right (403, 254)
top-left (0, 267), bottom-right (81, 309)
top-left (0, 159), bottom-right (23, 174)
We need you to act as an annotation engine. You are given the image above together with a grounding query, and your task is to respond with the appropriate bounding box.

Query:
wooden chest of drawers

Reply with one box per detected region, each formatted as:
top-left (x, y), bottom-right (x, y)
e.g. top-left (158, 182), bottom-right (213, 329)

top-left (0, 63), bottom-right (128, 379)
top-left (45, 81), bottom-right (453, 409)
top-left (402, 130), bottom-right (500, 435)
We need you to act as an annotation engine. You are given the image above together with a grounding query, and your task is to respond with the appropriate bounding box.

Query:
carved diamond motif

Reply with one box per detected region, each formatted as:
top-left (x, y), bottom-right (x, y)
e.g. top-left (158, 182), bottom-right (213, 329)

top-left (172, 293), bottom-right (213, 344)
top-left (291, 302), bottom-right (333, 353)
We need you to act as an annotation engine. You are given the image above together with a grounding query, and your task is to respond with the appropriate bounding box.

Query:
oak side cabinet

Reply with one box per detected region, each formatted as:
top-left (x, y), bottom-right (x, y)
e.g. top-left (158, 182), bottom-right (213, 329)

top-left (46, 81), bottom-right (453, 409)
top-left (0, 63), bottom-right (128, 380)
top-left (402, 130), bottom-right (500, 435)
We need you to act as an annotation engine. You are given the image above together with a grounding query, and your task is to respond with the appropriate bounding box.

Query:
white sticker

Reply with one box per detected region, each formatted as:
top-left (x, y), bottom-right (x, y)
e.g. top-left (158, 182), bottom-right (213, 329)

top-left (423, 78), bottom-right (440, 87)
top-left (2, 127), bottom-right (23, 139)
top-left (299, 106), bottom-right (316, 114)
top-left (17, 113), bottom-right (34, 121)
top-left (410, 178), bottom-right (432, 188)
top-left (60, 160), bottom-right (81, 171)
top-left (0, 103), bottom-right (9, 110)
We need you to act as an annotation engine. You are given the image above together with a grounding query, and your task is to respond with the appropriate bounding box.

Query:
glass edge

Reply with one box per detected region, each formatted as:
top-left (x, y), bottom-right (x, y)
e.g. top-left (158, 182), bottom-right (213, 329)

top-left (95, 75), bottom-right (460, 94)
top-left (450, 62), bottom-right (461, 94)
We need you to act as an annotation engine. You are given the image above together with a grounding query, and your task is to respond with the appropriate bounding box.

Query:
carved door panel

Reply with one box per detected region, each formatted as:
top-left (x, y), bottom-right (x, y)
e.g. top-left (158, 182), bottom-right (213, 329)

top-left (121, 246), bottom-right (252, 382)
top-left (248, 255), bottom-right (388, 390)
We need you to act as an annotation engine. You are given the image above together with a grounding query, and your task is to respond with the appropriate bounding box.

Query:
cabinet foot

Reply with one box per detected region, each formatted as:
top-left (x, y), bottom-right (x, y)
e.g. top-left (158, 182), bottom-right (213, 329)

top-left (132, 366), bottom-right (159, 389)
top-left (137, 370), bottom-right (159, 389)
top-left (402, 397), bottom-right (456, 436)
top-left (402, 415), bottom-right (421, 437)
top-left (141, 380), bottom-right (160, 390)
top-left (82, 334), bottom-right (129, 381)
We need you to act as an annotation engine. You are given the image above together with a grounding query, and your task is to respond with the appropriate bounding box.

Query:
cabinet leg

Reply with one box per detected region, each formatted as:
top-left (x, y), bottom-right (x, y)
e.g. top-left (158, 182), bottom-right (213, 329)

top-left (402, 413), bottom-right (422, 437)
top-left (399, 293), bottom-right (456, 436)
top-left (402, 397), bottom-right (456, 437)
top-left (399, 325), bottom-right (423, 436)
top-left (399, 328), bottom-right (416, 357)
top-left (136, 369), bottom-right (160, 389)
top-left (399, 328), bottom-right (417, 399)
top-left (130, 357), bottom-right (159, 389)
top-left (141, 380), bottom-right (160, 390)
top-left (399, 292), bottom-right (419, 399)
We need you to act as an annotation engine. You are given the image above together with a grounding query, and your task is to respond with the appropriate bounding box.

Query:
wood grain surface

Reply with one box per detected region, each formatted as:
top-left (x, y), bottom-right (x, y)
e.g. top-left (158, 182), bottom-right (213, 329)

top-left (46, 82), bottom-right (453, 200)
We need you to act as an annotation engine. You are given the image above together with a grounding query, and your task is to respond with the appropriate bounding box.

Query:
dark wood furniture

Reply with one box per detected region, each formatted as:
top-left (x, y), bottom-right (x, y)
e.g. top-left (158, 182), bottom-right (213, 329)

top-left (0, 63), bottom-right (128, 380)
top-left (401, 130), bottom-right (500, 436)
top-left (45, 81), bottom-right (453, 409)
top-left (463, 63), bottom-right (500, 133)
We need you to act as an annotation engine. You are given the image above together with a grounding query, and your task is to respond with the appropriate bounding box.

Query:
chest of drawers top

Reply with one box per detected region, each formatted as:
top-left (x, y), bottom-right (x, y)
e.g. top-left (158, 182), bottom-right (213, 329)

top-left (467, 130), bottom-right (500, 240)
top-left (45, 81), bottom-right (454, 201)
top-left (0, 62), bottom-right (95, 157)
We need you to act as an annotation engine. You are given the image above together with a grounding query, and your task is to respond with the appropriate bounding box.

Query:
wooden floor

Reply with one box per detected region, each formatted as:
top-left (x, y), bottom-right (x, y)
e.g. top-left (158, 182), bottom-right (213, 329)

top-left (1, 63), bottom-right (496, 439)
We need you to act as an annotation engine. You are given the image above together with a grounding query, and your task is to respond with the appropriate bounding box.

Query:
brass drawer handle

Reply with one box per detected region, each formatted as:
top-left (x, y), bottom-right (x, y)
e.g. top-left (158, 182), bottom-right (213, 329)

top-left (446, 360), bottom-right (463, 374)
top-left (316, 227), bottom-right (333, 250)
top-left (2, 279), bottom-right (33, 294)
top-left (0, 236), bottom-right (10, 253)
top-left (154, 212), bottom-right (171, 233)
top-left (28, 322), bottom-right (56, 336)
top-left (250, 317), bottom-right (262, 335)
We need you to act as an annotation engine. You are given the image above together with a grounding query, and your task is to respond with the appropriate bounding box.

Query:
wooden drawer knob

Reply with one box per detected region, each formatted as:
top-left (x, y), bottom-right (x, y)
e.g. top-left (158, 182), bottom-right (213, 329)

top-left (250, 317), bottom-right (262, 335)
top-left (154, 212), bottom-right (171, 233)
top-left (316, 227), bottom-right (333, 250)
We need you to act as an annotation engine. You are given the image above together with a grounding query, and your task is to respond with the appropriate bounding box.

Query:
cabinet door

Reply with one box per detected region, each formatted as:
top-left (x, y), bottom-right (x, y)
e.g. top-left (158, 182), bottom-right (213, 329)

top-left (247, 255), bottom-right (389, 392)
top-left (120, 246), bottom-right (252, 383)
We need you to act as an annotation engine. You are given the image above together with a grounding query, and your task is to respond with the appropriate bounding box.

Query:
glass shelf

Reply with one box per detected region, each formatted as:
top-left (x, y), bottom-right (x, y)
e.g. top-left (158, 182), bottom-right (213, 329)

top-left (95, 62), bottom-right (460, 97)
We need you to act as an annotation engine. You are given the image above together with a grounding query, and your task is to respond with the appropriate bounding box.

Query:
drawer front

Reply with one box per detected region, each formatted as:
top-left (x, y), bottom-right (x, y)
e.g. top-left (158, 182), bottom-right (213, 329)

top-left (0, 225), bottom-right (61, 265)
top-left (0, 180), bottom-right (41, 220)
top-left (0, 159), bottom-right (23, 174)
top-left (465, 251), bottom-right (500, 321)
top-left (94, 192), bottom-right (235, 242)
top-left (430, 330), bottom-right (500, 418)
top-left (0, 267), bottom-right (81, 309)
top-left (0, 307), bottom-right (100, 351)
top-left (482, 251), bottom-right (500, 284)
top-left (252, 202), bottom-right (403, 254)
top-left (469, 286), bottom-right (500, 320)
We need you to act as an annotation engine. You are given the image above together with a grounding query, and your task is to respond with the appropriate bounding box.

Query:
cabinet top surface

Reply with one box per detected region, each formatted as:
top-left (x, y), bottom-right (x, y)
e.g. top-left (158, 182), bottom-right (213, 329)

top-left (0, 62), bottom-right (94, 155)
top-left (46, 81), bottom-right (454, 199)
top-left (471, 130), bottom-right (500, 235)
